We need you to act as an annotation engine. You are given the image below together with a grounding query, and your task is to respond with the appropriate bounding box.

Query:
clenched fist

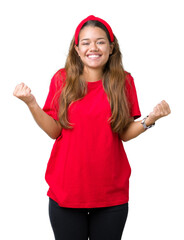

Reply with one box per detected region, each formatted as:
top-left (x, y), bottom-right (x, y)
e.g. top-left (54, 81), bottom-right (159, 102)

top-left (13, 83), bottom-right (36, 107)
top-left (146, 100), bottom-right (171, 125)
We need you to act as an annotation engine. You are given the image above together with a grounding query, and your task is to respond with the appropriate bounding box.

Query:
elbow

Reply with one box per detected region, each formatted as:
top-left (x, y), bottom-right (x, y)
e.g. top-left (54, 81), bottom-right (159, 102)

top-left (122, 139), bottom-right (128, 142)
top-left (49, 122), bottom-right (63, 139)
top-left (47, 133), bottom-right (57, 140)
top-left (51, 133), bottom-right (62, 140)
top-left (121, 135), bottom-right (137, 142)
top-left (50, 135), bottom-right (58, 140)
top-left (119, 133), bottom-right (130, 142)
top-left (48, 131), bottom-right (62, 140)
top-left (121, 137), bottom-right (130, 142)
top-left (49, 135), bottom-right (60, 140)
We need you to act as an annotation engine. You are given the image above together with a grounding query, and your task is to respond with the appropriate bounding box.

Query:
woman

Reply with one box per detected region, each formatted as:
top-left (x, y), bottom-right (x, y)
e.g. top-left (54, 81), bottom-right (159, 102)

top-left (13, 15), bottom-right (171, 240)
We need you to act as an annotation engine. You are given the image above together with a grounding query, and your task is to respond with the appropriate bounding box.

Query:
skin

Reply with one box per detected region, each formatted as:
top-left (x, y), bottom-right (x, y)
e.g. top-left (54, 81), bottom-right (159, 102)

top-left (74, 26), bottom-right (114, 82)
top-left (13, 84), bottom-right (62, 139)
top-left (13, 25), bottom-right (171, 141)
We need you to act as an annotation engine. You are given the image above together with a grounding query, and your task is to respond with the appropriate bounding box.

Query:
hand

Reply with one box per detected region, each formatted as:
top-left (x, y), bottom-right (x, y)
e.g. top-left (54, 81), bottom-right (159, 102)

top-left (13, 83), bottom-right (36, 107)
top-left (146, 100), bottom-right (171, 125)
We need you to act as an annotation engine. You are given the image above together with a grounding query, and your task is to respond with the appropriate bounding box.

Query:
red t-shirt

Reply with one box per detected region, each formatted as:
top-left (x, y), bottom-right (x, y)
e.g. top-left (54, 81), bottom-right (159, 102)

top-left (42, 68), bottom-right (141, 208)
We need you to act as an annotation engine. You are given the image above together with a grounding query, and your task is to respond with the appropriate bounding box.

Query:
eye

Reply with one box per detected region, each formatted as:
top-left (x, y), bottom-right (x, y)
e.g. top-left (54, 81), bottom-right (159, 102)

top-left (82, 42), bottom-right (90, 45)
top-left (97, 41), bottom-right (105, 44)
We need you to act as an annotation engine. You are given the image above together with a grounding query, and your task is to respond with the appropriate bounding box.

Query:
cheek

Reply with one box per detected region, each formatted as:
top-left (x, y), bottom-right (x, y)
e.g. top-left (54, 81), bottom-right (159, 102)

top-left (78, 46), bottom-right (88, 55)
top-left (80, 50), bottom-right (87, 58)
top-left (100, 46), bottom-right (111, 55)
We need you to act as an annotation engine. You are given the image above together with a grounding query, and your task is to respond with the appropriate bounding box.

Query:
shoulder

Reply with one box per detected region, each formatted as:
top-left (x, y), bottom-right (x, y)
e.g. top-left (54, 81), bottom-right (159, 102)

top-left (51, 68), bottom-right (66, 89)
top-left (124, 70), bottom-right (133, 80)
top-left (124, 70), bottom-right (134, 88)
top-left (52, 68), bottom-right (66, 81)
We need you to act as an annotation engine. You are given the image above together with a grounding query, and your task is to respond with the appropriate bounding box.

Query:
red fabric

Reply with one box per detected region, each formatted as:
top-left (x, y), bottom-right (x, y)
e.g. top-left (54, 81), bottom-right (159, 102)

top-left (74, 15), bottom-right (114, 45)
top-left (42, 68), bottom-right (141, 208)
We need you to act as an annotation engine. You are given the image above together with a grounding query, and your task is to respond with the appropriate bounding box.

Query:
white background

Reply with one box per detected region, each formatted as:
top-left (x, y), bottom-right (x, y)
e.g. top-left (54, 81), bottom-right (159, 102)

top-left (1, 0), bottom-right (184, 239)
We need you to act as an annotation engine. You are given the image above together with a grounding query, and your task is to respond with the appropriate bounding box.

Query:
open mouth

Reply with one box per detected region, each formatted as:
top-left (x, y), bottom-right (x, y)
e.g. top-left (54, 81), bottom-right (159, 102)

top-left (87, 54), bottom-right (101, 59)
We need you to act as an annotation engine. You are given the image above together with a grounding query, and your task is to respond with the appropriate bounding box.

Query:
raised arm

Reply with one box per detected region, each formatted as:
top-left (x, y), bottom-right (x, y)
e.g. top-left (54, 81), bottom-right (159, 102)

top-left (120, 100), bottom-right (171, 142)
top-left (13, 83), bottom-right (62, 139)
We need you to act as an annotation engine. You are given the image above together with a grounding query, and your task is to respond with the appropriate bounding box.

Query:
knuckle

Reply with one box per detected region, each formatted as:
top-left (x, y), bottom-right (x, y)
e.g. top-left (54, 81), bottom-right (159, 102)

top-left (156, 112), bottom-right (160, 117)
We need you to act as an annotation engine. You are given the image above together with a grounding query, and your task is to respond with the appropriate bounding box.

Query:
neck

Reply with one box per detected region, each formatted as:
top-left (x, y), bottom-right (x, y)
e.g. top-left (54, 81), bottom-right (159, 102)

top-left (82, 67), bottom-right (103, 82)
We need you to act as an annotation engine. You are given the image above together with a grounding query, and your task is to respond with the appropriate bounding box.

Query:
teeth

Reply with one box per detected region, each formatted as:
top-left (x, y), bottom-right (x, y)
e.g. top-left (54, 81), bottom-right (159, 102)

top-left (88, 55), bottom-right (100, 58)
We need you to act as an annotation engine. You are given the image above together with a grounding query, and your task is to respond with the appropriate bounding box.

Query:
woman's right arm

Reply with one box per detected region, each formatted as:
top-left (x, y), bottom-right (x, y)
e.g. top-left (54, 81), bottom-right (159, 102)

top-left (13, 83), bottom-right (62, 139)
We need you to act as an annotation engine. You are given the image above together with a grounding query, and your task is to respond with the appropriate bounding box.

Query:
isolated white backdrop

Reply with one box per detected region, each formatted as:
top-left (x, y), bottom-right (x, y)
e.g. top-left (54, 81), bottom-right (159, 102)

top-left (1, 0), bottom-right (184, 239)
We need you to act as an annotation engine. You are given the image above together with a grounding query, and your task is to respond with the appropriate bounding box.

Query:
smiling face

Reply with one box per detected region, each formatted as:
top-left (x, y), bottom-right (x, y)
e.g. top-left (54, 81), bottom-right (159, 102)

top-left (74, 26), bottom-right (114, 73)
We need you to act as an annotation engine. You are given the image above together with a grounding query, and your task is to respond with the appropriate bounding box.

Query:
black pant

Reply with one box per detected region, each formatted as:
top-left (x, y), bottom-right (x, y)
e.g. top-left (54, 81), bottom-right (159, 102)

top-left (49, 197), bottom-right (128, 240)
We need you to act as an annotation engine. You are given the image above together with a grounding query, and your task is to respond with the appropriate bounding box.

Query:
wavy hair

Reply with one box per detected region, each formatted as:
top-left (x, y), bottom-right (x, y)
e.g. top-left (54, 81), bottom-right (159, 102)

top-left (57, 20), bottom-right (132, 137)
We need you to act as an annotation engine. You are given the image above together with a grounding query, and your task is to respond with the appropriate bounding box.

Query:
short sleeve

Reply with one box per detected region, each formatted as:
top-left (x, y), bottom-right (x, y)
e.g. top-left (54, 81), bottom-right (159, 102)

top-left (42, 69), bottom-right (65, 121)
top-left (125, 73), bottom-right (141, 120)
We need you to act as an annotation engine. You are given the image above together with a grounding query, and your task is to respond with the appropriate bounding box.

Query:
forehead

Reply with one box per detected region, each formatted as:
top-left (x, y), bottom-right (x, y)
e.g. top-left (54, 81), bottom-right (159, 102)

top-left (79, 26), bottom-right (107, 40)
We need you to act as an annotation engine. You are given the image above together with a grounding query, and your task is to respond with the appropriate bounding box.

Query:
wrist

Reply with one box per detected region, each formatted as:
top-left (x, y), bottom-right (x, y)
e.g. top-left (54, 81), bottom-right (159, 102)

top-left (141, 115), bottom-right (155, 131)
top-left (27, 99), bottom-right (37, 109)
top-left (145, 116), bottom-right (156, 126)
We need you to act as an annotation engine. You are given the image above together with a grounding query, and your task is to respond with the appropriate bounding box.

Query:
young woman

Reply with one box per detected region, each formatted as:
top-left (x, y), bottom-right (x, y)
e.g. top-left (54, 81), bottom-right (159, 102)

top-left (13, 15), bottom-right (171, 240)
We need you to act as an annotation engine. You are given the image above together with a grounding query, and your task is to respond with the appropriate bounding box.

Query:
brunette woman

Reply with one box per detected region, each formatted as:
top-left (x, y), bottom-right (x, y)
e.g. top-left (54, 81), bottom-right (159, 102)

top-left (13, 15), bottom-right (171, 240)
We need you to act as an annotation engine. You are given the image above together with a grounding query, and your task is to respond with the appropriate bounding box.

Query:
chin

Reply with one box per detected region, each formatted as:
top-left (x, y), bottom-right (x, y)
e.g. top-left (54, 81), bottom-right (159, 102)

top-left (85, 62), bottom-right (106, 69)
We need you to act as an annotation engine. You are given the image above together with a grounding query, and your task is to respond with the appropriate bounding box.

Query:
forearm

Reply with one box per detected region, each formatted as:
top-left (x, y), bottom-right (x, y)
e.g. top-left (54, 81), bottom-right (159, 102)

top-left (120, 100), bottom-right (171, 142)
top-left (28, 101), bottom-right (62, 139)
top-left (120, 117), bottom-right (154, 142)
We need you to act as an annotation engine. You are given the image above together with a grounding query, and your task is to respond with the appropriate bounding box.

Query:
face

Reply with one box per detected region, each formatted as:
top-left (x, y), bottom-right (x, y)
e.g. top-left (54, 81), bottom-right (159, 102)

top-left (74, 26), bottom-right (114, 72)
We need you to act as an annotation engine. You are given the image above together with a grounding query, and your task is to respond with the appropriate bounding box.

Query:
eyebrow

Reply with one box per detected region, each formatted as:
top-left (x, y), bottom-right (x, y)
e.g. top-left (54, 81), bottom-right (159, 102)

top-left (81, 37), bottom-right (106, 42)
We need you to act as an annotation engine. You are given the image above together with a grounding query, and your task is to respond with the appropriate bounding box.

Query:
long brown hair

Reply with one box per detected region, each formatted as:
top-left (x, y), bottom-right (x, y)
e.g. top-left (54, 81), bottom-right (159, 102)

top-left (57, 20), bottom-right (132, 137)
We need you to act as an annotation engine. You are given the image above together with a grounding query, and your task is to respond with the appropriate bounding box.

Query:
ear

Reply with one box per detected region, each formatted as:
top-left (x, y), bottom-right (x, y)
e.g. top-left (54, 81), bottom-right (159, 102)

top-left (74, 45), bottom-right (80, 56)
top-left (109, 42), bottom-right (114, 54)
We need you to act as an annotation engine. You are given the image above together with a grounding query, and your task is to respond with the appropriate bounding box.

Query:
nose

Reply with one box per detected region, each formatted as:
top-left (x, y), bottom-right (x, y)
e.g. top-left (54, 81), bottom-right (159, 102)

top-left (89, 42), bottom-right (99, 52)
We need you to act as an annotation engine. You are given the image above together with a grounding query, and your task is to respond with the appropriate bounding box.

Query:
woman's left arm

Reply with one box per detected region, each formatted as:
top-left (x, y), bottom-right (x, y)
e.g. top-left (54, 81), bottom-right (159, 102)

top-left (120, 100), bottom-right (171, 142)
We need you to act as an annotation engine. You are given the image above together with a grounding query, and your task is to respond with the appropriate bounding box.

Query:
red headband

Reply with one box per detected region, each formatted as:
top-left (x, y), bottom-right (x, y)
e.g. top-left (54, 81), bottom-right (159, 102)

top-left (74, 15), bottom-right (114, 45)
